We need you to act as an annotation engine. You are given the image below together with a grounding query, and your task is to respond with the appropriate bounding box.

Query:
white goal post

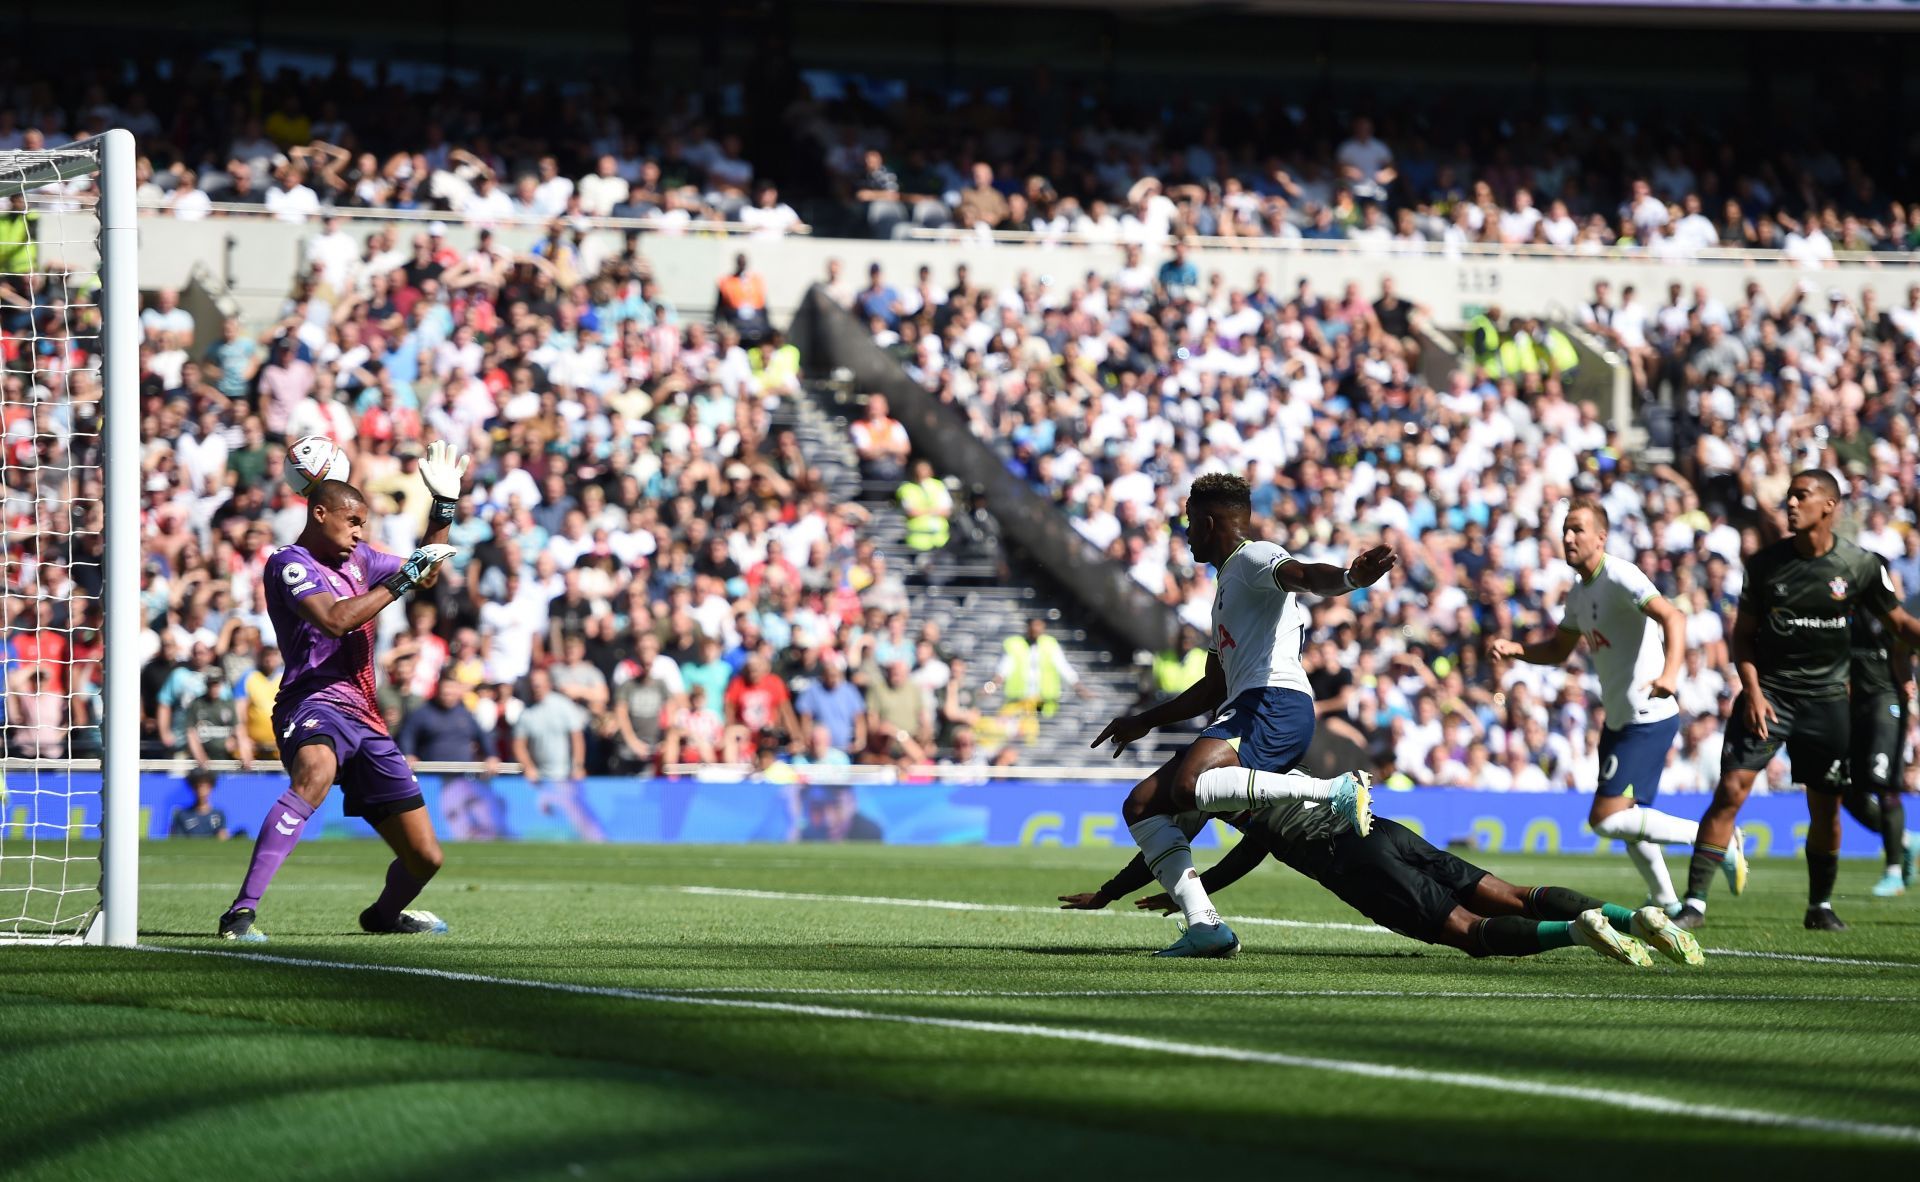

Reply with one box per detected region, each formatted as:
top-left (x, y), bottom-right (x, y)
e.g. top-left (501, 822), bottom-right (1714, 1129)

top-left (0, 129), bottom-right (138, 946)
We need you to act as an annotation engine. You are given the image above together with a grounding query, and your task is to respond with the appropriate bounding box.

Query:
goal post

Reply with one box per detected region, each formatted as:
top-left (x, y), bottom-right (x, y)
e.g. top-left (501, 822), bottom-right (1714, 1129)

top-left (0, 129), bottom-right (139, 946)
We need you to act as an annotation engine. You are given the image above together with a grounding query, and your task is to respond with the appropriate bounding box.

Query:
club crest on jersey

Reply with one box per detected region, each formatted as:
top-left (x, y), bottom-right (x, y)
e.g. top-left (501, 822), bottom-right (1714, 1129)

top-left (345, 561), bottom-right (363, 583)
top-left (281, 563), bottom-right (307, 586)
top-left (1829, 577), bottom-right (1848, 600)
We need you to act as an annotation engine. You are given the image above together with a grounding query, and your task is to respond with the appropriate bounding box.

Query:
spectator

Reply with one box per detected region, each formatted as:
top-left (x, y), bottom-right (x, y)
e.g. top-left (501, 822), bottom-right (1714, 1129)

top-left (896, 458), bottom-right (952, 553)
top-left (511, 667), bottom-right (604, 842)
top-left (864, 659), bottom-right (931, 762)
top-left (850, 393), bottom-right (910, 483)
top-left (795, 658), bottom-right (867, 754)
top-left (168, 769), bottom-right (231, 839)
top-left (995, 617), bottom-right (1081, 718)
top-left (399, 677), bottom-right (495, 767)
top-left (715, 252), bottom-right (768, 338)
top-left (725, 654), bottom-right (802, 749)
top-left (956, 162), bottom-right (1009, 230)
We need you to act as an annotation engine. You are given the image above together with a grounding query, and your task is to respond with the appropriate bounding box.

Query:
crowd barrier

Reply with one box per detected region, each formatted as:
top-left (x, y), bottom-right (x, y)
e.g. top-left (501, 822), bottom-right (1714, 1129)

top-left (0, 770), bottom-right (1888, 857)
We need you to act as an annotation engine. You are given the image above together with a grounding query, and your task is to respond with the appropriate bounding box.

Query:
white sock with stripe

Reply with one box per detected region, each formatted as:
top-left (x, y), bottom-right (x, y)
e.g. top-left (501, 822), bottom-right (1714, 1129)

top-left (1127, 815), bottom-right (1220, 928)
top-left (1193, 765), bottom-right (1338, 813)
top-left (1592, 805), bottom-right (1697, 846)
top-left (1625, 840), bottom-right (1679, 907)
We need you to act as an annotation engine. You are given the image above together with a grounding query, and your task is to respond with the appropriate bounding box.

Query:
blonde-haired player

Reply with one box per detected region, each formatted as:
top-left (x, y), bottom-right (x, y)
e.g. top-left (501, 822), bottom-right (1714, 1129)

top-left (1490, 496), bottom-right (1744, 915)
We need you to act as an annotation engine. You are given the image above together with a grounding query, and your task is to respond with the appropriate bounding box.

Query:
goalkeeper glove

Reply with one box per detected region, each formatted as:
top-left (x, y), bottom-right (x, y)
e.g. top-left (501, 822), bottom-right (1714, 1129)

top-left (381, 544), bottom-right (458, 597)
top-left (419, 440), bottom-right (470, 527)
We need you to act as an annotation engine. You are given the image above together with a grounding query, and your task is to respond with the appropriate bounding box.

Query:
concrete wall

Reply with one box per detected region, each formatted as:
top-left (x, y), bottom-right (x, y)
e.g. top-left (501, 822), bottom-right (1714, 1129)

top-left (41, 210), bottom-right (1913, 334)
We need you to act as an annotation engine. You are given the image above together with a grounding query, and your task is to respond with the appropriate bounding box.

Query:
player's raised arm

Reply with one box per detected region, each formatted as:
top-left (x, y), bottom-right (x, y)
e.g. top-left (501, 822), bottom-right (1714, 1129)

top-left (418, 439), bottom-right (470, 548)
top-left (1090, 651), bottom-right (1227, 756)
top-left (1274, 544), bottom-right (1397, 597)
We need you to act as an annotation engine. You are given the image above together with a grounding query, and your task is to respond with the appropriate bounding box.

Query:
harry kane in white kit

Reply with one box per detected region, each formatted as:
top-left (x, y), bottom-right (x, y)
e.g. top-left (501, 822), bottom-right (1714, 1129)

top-left (1492, 497), bottom-right (1746, 911)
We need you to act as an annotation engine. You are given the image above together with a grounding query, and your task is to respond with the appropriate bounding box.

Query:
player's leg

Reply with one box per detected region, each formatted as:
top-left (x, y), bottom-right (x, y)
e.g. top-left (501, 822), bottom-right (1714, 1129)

top-left (1848, 697), bottom-right (1909, 897)
top-left (1796, 715), bottom-right (1852, 930)
top-left (1182, 688), bottom-right (1371, 833)
top-left (346, 737), bottom-right (449, 935)
top-left (1677, 694), bottom-right (1776, 928)
top-left (1467, 875), bottom-right (1701, 965)
top-left (1587, 717), bottom-right (1691, 910)
top-left (363, 806), bottom-right (448, 935)
top-left (220, 737), bottom-right (338, 940)
top-left (1120, 742), bottom-right (1240, 957)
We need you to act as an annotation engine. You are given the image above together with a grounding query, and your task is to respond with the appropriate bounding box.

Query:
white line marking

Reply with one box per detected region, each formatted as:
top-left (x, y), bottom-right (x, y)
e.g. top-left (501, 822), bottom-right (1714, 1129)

top-left (670, 886), bottom-right (1920, 968)
top-left (671, 885), bottom-right (1391, 932)
top-left (654, 987), bottom-right (1915, 1003)
top-left (134, 944), bottom-right (1920, 1144)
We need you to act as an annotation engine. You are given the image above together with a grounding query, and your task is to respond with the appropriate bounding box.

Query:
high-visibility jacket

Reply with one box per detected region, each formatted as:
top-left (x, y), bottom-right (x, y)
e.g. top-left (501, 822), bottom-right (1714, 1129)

top-left (897, 477), bottom-right (951, 550)
top-left (750, 342), bottom-right (801, 392)
top-left (1497, 332), bottom-right (1540, 379)
top-left (0, 211), bottom-right (36, 277)
top-left (717, 271), bottom-right (766, 313)
top-left (1543, 327), bottom-right (1581, 375)
top-left (1153, 647), bottom-right (1208, 694)
top-left (1004, 634), bottom-right (1064, 704)
top-left (1464, 312), bottom-right (1501, 372)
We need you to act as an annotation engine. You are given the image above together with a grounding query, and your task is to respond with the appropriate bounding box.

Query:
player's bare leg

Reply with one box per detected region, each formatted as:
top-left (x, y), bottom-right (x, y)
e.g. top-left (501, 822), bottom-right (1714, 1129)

top-left (220, 743), bottom-right (337, 941)
top-left (1803, 792), bottom-right (1847, 931)
top-left (1676, 767), bottom-right (1756, 928)
top-left (361, 808), bottom-right (449, 935)
top-left (1120, 742), bottom-right (1240, 957)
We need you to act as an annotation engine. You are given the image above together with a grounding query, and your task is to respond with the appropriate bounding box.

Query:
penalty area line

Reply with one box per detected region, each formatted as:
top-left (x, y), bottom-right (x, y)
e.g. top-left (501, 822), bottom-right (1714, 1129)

top-left (134, 943), bottom-right (1920, 1144)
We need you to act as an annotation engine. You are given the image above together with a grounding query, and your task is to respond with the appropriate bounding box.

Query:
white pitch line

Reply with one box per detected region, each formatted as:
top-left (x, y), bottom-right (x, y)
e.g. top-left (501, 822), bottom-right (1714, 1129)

top-left (655, 986), bottom-right (1916, 1003)
top-left (134, 943), bottom-right (1920, 1144)
top-left (669, 885), bottom-right (1920, 969)
top-left (671, 885), bottom-right (1391, 932)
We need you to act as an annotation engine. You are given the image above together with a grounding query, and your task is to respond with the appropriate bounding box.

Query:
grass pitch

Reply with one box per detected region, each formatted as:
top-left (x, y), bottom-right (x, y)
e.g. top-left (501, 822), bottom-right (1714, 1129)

top-left (4, 840), bottom-right (1920, 1180)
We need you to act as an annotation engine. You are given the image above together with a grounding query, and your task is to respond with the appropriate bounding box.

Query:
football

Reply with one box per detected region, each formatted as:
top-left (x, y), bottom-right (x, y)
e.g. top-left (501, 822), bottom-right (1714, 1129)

top-left (284, 435), bottom-right (349, 495)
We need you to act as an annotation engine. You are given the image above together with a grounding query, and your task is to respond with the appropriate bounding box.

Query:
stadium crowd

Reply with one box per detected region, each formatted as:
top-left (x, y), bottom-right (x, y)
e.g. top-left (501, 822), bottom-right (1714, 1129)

top-left (848, 246), bottom-right (1920, 794)
top-left (2, 54), bottom-right (1912, 268)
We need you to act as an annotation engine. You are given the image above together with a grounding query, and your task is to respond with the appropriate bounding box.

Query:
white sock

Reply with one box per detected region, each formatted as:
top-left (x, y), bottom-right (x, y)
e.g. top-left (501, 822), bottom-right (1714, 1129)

top-left (1683, 896), bottom-right (1707, 914)
top-left (1888, 863), bottom-right (1903, 875)
top-left (1194, 765), bottom-right (1337, 813)
top-left (1128, 815), bottom-right (1220, 928)
top-left (1591, 806), bottom-right (1697, 846)
top-left (1625, 840), bottom-right (1679, 907)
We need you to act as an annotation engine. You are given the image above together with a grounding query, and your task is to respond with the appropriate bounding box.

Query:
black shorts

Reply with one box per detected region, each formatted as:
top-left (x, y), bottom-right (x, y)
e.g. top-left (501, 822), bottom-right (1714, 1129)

top-left (1851, 694), bottom-right (1907, 793)
top-left (1721, 691), bottom-right (1849, 793)
top-left (1313, 818), bottom-right (1487, 944)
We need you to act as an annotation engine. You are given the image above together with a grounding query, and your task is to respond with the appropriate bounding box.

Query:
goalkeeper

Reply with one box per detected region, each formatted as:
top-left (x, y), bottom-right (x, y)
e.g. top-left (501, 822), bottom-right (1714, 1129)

top-left (1061, 802), bottom-right (1704, 967)
top-left (217, 442), bottom-right (469, 942)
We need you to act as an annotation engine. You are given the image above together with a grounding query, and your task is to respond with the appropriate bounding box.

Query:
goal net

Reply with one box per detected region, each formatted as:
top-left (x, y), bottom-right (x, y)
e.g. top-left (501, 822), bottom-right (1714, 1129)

top-left (0, 131), bottom-right (138, 945)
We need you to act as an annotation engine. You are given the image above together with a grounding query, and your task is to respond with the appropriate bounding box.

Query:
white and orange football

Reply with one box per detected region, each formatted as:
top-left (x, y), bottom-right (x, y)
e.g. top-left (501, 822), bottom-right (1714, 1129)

top-left (284, 435), bottom-right (350, 495)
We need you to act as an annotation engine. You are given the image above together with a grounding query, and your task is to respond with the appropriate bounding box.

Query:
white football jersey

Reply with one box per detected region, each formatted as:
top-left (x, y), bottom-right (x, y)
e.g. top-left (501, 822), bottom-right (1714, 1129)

top-left (1210, 539), bottom-right (1312, 700)
top-left (1559, 554), bottom-right (1678, 727)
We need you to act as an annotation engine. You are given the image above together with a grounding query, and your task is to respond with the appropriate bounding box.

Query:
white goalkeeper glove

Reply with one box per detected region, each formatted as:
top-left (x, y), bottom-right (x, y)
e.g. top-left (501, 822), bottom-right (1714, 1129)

top-left (419, 440), bottom-right (470, 526)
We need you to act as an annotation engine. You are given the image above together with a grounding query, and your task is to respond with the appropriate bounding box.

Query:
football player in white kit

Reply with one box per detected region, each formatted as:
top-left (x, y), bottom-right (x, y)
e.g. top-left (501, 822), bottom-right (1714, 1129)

top-left (1092, 472), bottom-right (1396, 957)
top-left (1490, 497), bottom-right (1747, 912)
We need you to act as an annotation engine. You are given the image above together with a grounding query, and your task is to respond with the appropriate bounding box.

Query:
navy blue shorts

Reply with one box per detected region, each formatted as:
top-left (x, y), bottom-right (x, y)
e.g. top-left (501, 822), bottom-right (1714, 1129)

top-left (1595, 715), bottom-right (1680, 806)
top-left (1201, 687), bottom-right (1316, 774)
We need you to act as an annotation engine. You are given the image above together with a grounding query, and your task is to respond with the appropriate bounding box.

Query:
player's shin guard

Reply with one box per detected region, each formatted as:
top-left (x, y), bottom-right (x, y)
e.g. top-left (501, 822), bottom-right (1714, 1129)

top-left (1127, 816), bottom-right (1220, 928)
top-left (1193, 766), bottom-right (1333, 812)
top-left (1592, 806), bottom-right (1697, 846)
top-left (368, 860), bottom-right (427, 928)
top-left (1521, 885), bottom-right (1639, 932)
top-left (230, 790), bottom-right (316, 914)
top-left (1470, 916), bottom-right (1571, 957)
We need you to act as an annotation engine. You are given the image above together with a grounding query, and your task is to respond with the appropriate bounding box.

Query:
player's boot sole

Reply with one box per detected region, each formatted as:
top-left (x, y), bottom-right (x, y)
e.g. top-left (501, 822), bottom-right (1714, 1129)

top-left (1671, 905), bottom-right (1706, 932)
top-left (217, 908), bottom-right (268, 943)
top-left (1572, 909), bottom-right (1653, 967)
top-left (1332, 770), bottom-right (1373, 837)
top-left (1152, 922), bottom-right (1240, 958)
top-left (1804, 906), bottom-right (1848, 932)
top-left (1631, 906), bottom-right (1704, 966)
top-left (1723, 828), bottom-right (1749, 897)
